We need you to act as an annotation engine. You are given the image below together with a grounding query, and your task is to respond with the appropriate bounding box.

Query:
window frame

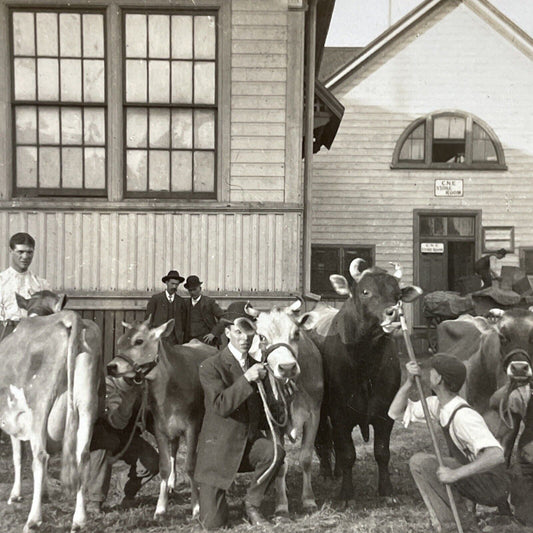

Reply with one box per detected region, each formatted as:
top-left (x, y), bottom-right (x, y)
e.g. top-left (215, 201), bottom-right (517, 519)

top-left (520, 247), bottom-right (533, 276)
top-left (121, 8), bottom-right (218, 200)
top-left (9, 7), bottom-right (108, 198)
top-left (311, 244), bottom-right (375, 298)
top-left (391, 111), bottom-right (507, 170)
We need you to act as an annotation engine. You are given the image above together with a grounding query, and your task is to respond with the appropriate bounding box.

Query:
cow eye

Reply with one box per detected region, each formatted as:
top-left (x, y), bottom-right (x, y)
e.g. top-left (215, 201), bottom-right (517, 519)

top-left (362, 289), bottom-right (372, 297)
top-left (134, 338), bottom-right (144, 346)
top-left (258, 334), bottom-right (266, 342)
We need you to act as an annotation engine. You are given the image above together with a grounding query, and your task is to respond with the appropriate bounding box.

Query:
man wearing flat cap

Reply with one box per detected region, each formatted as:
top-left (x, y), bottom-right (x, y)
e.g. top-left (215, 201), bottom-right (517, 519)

top-left (183, 275), bottom-right (225, 346)
top-left (388, 353), bottom-right (510, 533)
top-left (194, 302), bottom-right (285, 529)
top-left (145, 270), bottom-right (186, 345)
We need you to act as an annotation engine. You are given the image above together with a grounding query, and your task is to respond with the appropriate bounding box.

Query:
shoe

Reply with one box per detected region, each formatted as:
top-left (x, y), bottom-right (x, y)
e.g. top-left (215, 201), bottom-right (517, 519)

top-left (244, 501), bottom-right (269, 526)
top-left (87, 501), bottom-right (103, 515)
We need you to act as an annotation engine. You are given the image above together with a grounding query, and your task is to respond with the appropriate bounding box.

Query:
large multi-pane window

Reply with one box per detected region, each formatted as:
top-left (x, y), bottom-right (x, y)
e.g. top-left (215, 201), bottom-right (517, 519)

top-left (124, 12), bottom-right (217, 198)
top-left (11, 10), bottom-right (106, 196)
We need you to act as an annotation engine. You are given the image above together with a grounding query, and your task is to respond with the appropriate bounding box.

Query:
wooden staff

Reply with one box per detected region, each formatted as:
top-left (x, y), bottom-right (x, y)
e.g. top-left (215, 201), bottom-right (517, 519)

top-left (397, 301), bottom-right (464, 533)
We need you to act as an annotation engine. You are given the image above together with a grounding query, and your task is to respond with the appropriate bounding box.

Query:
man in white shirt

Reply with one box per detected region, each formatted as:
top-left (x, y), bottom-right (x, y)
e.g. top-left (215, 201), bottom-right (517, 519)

top-left (0, 232), bottom-right (50, 337)
top-left (388, 353), bottom-right (509, 532)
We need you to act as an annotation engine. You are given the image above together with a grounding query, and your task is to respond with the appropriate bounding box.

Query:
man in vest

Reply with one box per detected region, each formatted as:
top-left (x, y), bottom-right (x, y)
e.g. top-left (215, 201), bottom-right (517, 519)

top-left (388, 353), bottom-right (510, 533)
top-left (184, 275), bottom-right (225, 345)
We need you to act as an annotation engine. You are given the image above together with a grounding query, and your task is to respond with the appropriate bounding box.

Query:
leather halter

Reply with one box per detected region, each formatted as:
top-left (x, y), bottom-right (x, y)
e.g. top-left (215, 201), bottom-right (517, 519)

top-left (113, 353), bottom-right (159, 384)
top-left (502, 348), bottom-right (532, 369)
top-left (259, 342), bottom-right (297, 364)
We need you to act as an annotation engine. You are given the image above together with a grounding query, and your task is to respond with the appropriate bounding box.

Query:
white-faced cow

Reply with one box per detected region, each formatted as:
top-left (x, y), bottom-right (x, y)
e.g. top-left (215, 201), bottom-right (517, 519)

top-left (301, 258), bottom-right (422, 504)
top-left (244, 300), bottom-right (323, 514)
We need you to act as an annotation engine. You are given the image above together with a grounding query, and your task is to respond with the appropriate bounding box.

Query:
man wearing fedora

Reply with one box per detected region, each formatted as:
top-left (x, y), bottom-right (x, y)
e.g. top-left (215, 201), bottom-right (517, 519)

top-left (184, 275), bottom-right (225, 346)
top-left (194, 302), bottom-right (285, 529)
top-left (145, 270), bottom-right (187, 345)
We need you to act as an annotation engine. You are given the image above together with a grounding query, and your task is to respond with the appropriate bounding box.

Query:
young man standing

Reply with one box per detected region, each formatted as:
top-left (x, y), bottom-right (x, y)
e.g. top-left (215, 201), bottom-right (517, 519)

top-left (388, 353), bottom-right (509, 533)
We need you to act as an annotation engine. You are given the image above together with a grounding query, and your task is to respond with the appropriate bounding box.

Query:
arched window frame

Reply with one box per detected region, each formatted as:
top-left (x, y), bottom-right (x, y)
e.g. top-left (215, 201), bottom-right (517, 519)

top-left (391, 111), bottom-right (507, 170)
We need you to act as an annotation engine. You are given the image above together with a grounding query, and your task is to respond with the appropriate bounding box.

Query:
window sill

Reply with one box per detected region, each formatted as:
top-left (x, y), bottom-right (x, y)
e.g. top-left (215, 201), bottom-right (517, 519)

top-left (390, 162), bottom-right (508, 171)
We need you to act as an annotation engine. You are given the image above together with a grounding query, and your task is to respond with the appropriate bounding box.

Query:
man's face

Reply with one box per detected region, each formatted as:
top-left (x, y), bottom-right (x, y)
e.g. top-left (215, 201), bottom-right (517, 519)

top-left (225, 324), bottom-right (254, 354)
top-left (188, 286), bottom-right (202, 299)
top-left (10, 244), bottom-right (34, 273)
top-left (429, 368), bottom-right (441, 391)
top-left (165, 279), bottom-right (180, 294)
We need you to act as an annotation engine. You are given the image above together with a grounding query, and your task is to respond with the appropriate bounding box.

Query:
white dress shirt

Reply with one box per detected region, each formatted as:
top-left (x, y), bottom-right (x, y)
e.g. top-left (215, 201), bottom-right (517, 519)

top-left (165, 291), bottom-right (175, 303)
top-left (228, 341), bottom-right (248, 371)
top-left (191, 295), bottom-right (202, 307)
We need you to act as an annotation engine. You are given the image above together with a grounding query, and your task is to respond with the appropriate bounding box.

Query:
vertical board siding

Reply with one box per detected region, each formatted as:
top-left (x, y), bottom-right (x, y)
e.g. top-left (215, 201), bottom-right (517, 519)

top-left (0, 210), bottom-right (301, 293)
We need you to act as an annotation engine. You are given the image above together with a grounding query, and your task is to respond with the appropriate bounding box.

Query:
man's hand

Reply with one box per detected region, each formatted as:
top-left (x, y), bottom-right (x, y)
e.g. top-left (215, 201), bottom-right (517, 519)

top-left (437, 466), bottom-right (460, 484)
top-left (405, 361), bottom-right (422, 384)
top-left (203, 333), bottom-right (216, 344)
top-left (244, 363), bottom-right (267, 383)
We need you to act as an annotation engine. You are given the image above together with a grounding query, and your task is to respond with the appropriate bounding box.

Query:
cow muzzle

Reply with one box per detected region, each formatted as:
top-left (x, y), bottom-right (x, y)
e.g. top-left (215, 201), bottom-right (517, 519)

top-left (262, 343), bottom-right (300, 381)
top-left (380, 305), bottom-right (400, 333)
top-left (107, 353), bottom-right (159, 383)
top-left (504, 349), bottom-right (533, 382)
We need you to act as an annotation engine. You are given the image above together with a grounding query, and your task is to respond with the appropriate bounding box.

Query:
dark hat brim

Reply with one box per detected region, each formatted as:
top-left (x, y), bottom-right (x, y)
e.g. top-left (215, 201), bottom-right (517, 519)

top-left (184, 281), bottom-right (203, 289)
top-left (162, 275), bottom-right (185, 283)
top-left (220, 316), bottom-right (256, 333)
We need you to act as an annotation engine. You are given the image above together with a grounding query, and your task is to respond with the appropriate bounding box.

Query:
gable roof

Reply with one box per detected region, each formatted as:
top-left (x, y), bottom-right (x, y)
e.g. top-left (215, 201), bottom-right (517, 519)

top-left (318, 47), bottom-right (365, 83)
top-left (324, 0), bottom-right (533, 90)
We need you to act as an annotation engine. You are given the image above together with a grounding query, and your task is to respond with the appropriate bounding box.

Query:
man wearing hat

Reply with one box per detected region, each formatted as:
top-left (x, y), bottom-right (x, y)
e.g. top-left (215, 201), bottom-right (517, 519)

top-left (145, 270), bottom-right (187, 345)
top-left (194, 302), bottom-right (285, 529)
top-left (388, 353), bottom-right (510, 532)
top-left (474, 248), bottom-right (507, 288)
top-left (183, 275), bottom-right (225, 345)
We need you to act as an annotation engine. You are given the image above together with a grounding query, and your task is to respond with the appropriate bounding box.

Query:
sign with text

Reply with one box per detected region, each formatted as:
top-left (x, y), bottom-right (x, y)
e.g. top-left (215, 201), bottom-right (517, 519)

top-left (434, 179), bottom-right (464, 197)
top-left (421, 242), bottom-right (444, 253)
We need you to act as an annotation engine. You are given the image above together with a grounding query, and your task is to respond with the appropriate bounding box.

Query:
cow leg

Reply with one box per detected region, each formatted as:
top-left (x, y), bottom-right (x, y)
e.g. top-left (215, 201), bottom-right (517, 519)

top-left (154, 432), bottom-right (172, 519)
top-left (273, 453), bottom-right (289, 515)
top-left (184, 425), bottom-right (200, 519)
top-left (8, 437), bottom-right (23, 504)
top-left (315, 405), bottom-right (334, 478)
top-left (373, 417), bottom-right (394, 497)
top-left (300, 411), bottom-right (320, 512)
top-left (24, 442), bottom-right (48, 533)
top-left (332, 423), bottom-right (355, 504)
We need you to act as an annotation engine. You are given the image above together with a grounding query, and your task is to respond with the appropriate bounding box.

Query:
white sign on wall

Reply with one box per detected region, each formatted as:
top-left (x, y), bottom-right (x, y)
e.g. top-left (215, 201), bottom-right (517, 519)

top-left (421, 242), bottom-right (444, 253)
top-left (434, 179), bottom-right (464, 197)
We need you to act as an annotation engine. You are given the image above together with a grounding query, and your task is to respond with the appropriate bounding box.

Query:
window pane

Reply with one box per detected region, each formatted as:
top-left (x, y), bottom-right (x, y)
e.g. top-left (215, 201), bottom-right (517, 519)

top-left (171, 16), bottom-right (192, 59)
top-left (39, 107), bottom-right (60, 144)
top-left (83, 59), bottom-right (105, 102)
top-left (125, 14), bottom-right (147, 58)
top-left (194, 16), bottom-right (216, 60)
top-left (84, 147), bottom-right (105, 189)
top-left (149, 151), bottom-right (170, 191)
top-left (16, 147), bottom-right (38, 187)
top-left (194, 109), bottom-right (215, 149)
top-left (194, 62), bottom-right (215, 104)
top-left (39, 147), bottom-right (60, 188)
top-left (83, 14), bottom-right (104, 57)
top-left (61, 108), bottom-right (82, 145)
top-left (172, 109), bottom-right (192, 148)
top-left (148, 61), bottom-right (170, 103)
top-left (14, 58), bottom-right (36, 100)
top-left (448, 217), bottom-right (474, 237)
top-left (59, 13), bottom-right (81, 57)
top-left (149, 109), bottom-right (170, 148)
top-left (399, 123), bottom-right (424, 161)
top-left (126, 150), bottom-right (147, 191)
top-left (311, 247), bottom-right (341, 294)
top-left (148, 15), bottom-right (169, 58)
top-left (36, 13), bottom-right (58, 56)
top-left (16, 106), bottom-right (37, 144)
top-left (38, 58), bottom-right (59, 100)
top-left (60, 59), bottom-right (82, 101)
top-left (171, 61), bottom-right (192, 103)
top-left (13, 13), bottom-right (35, 56)
top-left (62, 147), bottom-right (83, 188)
top-left (126, 60), bottom-right (147, 102)
top-left (193, 151), bottom-right (214, 192)
top-left (420, 216), bottom-right (447, 236)
top-left (126, 108), bottom-right (148, 148)
top-left (171, 151), bottom-right (192, 191)
top-left (434, 116), bottom-right (465, 139)
top-left (84, 108), bottom-right (105, 145)
top-left (473, 123), bottom-right (497, 162)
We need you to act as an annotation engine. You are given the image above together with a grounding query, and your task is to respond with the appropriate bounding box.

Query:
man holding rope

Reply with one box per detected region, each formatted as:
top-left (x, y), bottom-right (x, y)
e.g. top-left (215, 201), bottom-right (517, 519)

top-left (388, 353), bottom-right (510, 533)
top-left (194, 301), bottom-right (285, 529)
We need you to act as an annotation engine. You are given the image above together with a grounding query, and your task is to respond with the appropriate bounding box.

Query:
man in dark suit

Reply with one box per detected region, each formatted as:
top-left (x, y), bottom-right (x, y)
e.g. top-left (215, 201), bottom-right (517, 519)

top-left (194, 302), bottom-right (285, 529)
top-left (184, 275), bottom-right (225, 345)
top-left (145, 270), bottom-right (186, 345)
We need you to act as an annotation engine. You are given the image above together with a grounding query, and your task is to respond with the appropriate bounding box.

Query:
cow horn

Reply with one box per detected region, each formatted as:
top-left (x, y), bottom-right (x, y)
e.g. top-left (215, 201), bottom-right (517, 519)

top-left (142, 315), bottom-right (151, 328)
top-left (349, 258), bottom-right (367, 282)
top-left (489, 308), bottom-right (505, 318)
top-left (288, 297), bottom-right (303, 313)
top-left (389, 262), bottom-right (402, 280)
top-left (121, 321), bottom-right (133, 330)
top-left (244, 302), bottom-right (260, 318)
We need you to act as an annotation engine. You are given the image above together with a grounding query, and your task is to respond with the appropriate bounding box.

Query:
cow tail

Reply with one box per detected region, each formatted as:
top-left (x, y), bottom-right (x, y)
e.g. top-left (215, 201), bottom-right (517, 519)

top-left (61, 311), bottom-right (81, 494)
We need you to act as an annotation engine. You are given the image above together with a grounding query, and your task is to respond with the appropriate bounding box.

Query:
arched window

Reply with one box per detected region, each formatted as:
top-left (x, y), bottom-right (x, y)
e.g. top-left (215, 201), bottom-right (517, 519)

top-left (391, 111), bottom-right (506, 170)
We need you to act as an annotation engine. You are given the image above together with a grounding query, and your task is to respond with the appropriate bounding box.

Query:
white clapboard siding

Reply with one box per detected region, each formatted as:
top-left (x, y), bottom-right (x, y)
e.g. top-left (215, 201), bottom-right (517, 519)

top-left (0, 210), bottom-right (301, 293)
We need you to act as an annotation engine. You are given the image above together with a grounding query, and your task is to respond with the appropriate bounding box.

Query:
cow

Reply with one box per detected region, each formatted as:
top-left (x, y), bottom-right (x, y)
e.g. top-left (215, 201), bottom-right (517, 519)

top-left (300, 258), bottom-right (422, 504)
top-left (244, 300), bottom-right (323, 514)
top-left (0, 306), bottom-right (102, 533)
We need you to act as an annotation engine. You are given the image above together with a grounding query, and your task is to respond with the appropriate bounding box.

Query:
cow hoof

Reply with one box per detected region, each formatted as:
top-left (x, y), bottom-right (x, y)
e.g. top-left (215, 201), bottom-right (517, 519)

top-left (382, 496), bottom-right (397, 506)
top-left (302, 500), bottom-right (318, 513)
top-left (71, 523), bottom-right (85, 532)
top-left (335, 499), bottom-right (355, 510)
top-left (192, 503), bottom-right (200, 519)
top-left (153, 510), bottom-right (166, 521)
top-left (23, 520), bottom-right (42, 532)
top-left (274, 504), bottom-right (289, 516)
top-left (8, 495), bottom-right (23, 504)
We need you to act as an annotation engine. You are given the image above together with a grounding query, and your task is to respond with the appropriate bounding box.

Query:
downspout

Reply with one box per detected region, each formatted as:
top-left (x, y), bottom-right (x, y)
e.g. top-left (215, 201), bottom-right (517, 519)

top-left (303, 0), bottom-right (317, 297)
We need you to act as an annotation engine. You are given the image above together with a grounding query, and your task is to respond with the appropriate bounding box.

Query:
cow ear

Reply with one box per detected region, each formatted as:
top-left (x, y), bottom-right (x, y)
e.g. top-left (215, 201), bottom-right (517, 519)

top-left (54, 293), bottom-right (68, 312)
top-left (329, 275), bottom-right (351, 296)
top-left (297, 312), bottom-right (318, 330)
top-left (153, 319), bottom-right (175, 340)
top-left (401, 285), bottom-right (423, 303)
top-left (15, 293), bottom-right (29, 310)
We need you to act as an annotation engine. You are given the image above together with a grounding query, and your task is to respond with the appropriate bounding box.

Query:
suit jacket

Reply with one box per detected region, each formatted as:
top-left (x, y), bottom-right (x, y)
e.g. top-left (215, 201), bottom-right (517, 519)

top-left (194, 346), bottom-right (264, 490)
top-left (184, 295), bottom-right (225, 342)
top-left (145, 292), bottom-right (186, 344)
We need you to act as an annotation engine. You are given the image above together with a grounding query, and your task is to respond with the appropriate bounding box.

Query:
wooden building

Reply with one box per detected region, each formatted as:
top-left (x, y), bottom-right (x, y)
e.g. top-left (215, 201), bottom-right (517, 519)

top-left (0, 0), bottom-right (342, 358)
top-left (314, 0), bottom-right (533, 326)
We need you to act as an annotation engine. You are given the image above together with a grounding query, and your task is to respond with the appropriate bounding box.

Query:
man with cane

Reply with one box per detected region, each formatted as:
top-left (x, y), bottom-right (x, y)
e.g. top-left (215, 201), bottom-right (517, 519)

top-left (388, 354), bottom-right (510, 532)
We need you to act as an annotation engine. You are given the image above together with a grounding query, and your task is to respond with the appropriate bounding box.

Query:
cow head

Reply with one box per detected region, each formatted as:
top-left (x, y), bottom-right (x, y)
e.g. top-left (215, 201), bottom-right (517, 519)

top-left (329, 258), bottom-right (423, 334)
top-left (490, 308), bottom-right (533, 382)
top-left (245, 301), bottom-right (301, 381)
top-left (107, 317), bottom-right (174, 382)
top-left (15, 290), bottom-right (68, 316)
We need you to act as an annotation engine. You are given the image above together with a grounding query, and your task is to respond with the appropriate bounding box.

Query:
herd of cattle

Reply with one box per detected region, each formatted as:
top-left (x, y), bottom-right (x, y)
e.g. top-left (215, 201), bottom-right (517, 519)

top-left (1, 259), bottom-right (533, 532)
